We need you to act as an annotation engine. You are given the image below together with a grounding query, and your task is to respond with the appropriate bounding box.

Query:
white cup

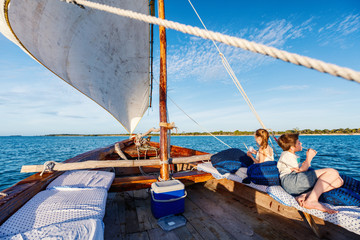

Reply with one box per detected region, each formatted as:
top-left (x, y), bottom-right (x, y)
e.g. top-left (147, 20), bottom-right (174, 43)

top-left (248, 146), bottom-right (255, 153)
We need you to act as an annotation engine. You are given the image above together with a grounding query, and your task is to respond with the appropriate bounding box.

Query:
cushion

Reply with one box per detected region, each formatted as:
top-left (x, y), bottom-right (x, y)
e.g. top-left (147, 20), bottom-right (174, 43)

top-left (243, 161), bottom-right (280, 186)
top-left (47, 170), bottom-right (115, 190)
top-left (3, 219), bottom-right (104, 240)
top-left (341, 174), bottom-right (360, 195)
top-left (235, 167), bottom-right (248, 179)
top-left (0, 188), bottom-right (107, 237)
top-left (210, 148), bottom-right (253, 175)
top-left (319, 175), bottom-right (360, 207)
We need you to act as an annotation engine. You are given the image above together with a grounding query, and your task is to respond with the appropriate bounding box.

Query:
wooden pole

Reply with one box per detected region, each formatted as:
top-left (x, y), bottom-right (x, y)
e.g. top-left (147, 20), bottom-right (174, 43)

top-left (20, 154), bottom-right (213, 173)
top-left (158, 0), bottom-right (169, 181)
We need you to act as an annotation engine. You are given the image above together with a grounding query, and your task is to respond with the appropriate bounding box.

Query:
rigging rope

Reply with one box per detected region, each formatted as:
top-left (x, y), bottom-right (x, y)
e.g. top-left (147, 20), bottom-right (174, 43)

top-left (188, 0), bottom-right (266, 130)
top-left (152, 77), bottom-right (232, 149)
top-left (168, 95), bottom-right (232, 149)
top-left (188, 0), bottom-right (279, 155)
top-left (66, 0), bottom-right (360, 83)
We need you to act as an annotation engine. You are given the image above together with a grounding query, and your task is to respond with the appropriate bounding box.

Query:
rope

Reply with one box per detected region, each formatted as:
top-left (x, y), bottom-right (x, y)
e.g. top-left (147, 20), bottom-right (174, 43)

top-left (0, 192), bottom-right (8, 198)
top-left (188, 0), bottom-right (266, 130)
top-left (40, 161), bottom-right (57, 176)
top-left (167, 94), bottom-right (232, 149)
top-left (68, 0), bottom-right (360, 83)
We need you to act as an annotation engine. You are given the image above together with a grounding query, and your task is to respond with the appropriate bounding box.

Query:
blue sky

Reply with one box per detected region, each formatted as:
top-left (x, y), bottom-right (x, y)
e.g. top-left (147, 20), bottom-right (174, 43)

top-left (0, 0), bottom-right (359, 136)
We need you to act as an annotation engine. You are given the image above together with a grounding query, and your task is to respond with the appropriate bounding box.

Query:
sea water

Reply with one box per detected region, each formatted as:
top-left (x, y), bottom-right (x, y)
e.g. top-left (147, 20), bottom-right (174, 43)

top-left (0, 135), bottom-right (359, 191)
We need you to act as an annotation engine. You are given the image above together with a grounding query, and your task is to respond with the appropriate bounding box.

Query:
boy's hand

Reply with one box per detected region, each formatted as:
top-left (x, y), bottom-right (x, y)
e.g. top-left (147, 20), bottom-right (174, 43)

top-left (306, 148), bottom-right (317, 161)
top-left (291, 167), bottom-right (301, 173)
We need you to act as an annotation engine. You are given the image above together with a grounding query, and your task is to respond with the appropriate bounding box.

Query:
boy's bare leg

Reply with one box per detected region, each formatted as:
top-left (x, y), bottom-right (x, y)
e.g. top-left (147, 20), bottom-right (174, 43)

top-left (303, 169), bottom-right (343, 214)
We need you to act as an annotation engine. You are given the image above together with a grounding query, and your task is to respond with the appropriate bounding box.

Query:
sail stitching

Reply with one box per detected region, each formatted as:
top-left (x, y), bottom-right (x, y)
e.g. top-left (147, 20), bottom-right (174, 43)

top-left (67, 0), bottom-right (360, 83)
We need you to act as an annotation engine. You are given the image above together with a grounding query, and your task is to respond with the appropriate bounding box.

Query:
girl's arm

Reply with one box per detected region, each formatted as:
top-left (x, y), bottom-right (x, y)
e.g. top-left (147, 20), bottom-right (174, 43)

top-left (247, 150), bottom-right (259, 163)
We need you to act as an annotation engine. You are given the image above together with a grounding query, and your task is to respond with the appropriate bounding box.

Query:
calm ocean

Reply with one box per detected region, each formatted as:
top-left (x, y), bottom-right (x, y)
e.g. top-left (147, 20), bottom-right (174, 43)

top-left (1, 135), bottom-right (359, 191)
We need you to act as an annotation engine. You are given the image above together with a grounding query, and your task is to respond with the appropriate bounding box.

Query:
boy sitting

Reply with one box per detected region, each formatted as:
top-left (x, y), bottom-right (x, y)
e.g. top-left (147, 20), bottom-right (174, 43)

top-left (277, 133), bottom-right (343, 214)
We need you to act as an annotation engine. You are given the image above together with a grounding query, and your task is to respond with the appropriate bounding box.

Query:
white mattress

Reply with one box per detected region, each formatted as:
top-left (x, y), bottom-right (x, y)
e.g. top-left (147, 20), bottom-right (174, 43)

top-left (267, 185), bottom-right (360, 235)
top-left (0, 188), bottom-right (107, 238)
top-left (47, 170), bottom-right (115, 190)
top-left (2, 218), bottom-right (104, 240)
top-left (197, 162), bottom-right (268, 192)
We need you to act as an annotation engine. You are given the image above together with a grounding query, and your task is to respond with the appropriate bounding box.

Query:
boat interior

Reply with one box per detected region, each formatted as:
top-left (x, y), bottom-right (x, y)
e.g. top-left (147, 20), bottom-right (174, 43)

top-left (104, 179), bottom-right (358, 240)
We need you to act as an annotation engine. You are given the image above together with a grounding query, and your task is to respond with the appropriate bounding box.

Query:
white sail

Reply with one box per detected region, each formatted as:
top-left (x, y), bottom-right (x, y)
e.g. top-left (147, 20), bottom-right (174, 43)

top-left (0, 0), bottom-right (150, 133)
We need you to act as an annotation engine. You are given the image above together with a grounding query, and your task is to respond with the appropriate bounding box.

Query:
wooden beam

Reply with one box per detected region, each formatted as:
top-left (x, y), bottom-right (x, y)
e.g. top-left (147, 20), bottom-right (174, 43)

top-left (299, 211), bottom-right (322, 238)
top-left (20, 154), bottom-right (213, 173)
top-left (109, 171), bottom-right (213, 192)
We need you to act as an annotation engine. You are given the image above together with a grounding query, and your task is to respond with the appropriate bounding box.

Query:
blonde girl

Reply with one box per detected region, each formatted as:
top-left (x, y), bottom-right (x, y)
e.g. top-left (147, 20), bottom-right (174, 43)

top-left (247, 129), bottom-right (274, 163)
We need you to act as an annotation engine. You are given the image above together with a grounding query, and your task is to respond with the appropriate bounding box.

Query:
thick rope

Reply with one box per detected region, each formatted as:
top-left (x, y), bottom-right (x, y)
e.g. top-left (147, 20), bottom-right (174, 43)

top-left (69, 0), bottom-right (360, 83)
top-left (0, 192), bottom-right (8, 197)
top-left (40, 161), bottom-right (57, 176)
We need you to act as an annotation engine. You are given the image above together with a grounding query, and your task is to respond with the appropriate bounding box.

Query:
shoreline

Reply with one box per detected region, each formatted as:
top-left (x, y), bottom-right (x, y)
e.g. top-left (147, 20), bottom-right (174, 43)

top-left (2, 133), bottom-right (360, 137)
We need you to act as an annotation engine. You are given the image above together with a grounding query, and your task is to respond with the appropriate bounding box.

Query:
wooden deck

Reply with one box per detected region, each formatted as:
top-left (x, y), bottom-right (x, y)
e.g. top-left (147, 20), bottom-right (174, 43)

top-left (103, 182), bottom-right (350, 240)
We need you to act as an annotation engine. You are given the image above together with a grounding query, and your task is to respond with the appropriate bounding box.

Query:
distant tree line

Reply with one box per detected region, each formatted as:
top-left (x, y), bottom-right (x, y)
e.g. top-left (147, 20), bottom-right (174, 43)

top-left (171, 128), bottom-right (360, 136)
top-left (45, 128), bottom-right (360, 137)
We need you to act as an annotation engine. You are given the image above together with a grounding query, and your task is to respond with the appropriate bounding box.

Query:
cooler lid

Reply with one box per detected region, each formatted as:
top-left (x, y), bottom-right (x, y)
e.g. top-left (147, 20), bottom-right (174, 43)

top-left (151, 180), bottom-right (184, 193)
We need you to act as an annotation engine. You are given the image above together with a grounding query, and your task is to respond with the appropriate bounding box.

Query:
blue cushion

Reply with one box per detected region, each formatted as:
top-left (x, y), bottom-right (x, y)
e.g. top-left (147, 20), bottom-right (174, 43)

top-left (211, 148), bottom-right (253, 175)
top-left (320, 175), bottom-right (360, 207)
top-left (243, 161), bottom-right (280, 186)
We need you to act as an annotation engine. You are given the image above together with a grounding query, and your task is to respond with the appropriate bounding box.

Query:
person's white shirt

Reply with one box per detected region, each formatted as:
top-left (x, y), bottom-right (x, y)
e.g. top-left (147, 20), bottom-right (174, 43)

top-left (277, 151), bottom-right (300, 178)
top-left (255, 147), bottom-right (274, 162)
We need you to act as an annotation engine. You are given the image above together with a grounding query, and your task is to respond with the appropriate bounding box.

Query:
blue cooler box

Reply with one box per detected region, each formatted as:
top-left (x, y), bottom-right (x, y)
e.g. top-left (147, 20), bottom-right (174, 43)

top-left (151, 180), bottom-right (186, 219)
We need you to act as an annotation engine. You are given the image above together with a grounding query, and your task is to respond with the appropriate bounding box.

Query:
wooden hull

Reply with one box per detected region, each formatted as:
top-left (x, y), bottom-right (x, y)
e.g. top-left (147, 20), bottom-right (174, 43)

top-left (0, 138), bottom-right (212, 225)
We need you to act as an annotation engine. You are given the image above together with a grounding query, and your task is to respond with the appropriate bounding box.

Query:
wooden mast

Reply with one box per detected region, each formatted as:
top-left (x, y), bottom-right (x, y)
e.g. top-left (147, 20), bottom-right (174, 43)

top-left (158, 0), bottom-right (169, 181)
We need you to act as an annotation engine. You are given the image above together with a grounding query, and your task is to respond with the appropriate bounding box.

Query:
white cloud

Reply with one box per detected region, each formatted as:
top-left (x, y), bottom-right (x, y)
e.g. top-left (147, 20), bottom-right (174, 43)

top-left (266, 85), bottom-right (309, 92)
top-left (317, 14), bottom-right (360, 48)
top-left (153, 18), bottom-right (314, 84)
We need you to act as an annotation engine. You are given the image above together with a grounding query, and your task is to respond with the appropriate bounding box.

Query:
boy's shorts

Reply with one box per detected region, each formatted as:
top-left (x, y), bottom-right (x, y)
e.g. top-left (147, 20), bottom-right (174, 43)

top-left (280, 170), bottom-right (317, 196)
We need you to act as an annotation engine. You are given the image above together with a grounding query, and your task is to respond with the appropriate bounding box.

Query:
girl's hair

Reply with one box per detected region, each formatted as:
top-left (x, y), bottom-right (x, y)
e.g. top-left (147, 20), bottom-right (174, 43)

top-left (255, 129), bottom-right (269, 150)
top-left (277, 133), bottom-right (299, 151)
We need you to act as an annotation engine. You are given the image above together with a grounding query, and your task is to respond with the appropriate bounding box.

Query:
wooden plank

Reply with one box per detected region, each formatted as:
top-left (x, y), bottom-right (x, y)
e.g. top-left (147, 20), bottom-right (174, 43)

top-left (125, 191), bottom-right (141, 234)
top-left (125, 232), bottom-right (150, 240)
top-left (109, 171), bottom-right (213, 192)
top-left (104, 192), bottom-right (126, 239)
top-left (300, 211), bottom-right (322, 238)
top-left (133, 189), bottom-right (157, 231)
top-left (148, 227), bottom-right (180, 240)
top-left (182, 196), bottom-right (236, 240)
top-left (186, 186), bottom-right (256, 240)
top-left (21, 154), bottom-right (212, 173)
top-left (173, 222), bottom-right (204, 240)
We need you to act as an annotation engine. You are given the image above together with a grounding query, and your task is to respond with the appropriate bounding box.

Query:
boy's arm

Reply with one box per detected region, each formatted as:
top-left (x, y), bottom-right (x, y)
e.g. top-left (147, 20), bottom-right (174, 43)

top-left (298, 149), bottom-right (317, 172)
